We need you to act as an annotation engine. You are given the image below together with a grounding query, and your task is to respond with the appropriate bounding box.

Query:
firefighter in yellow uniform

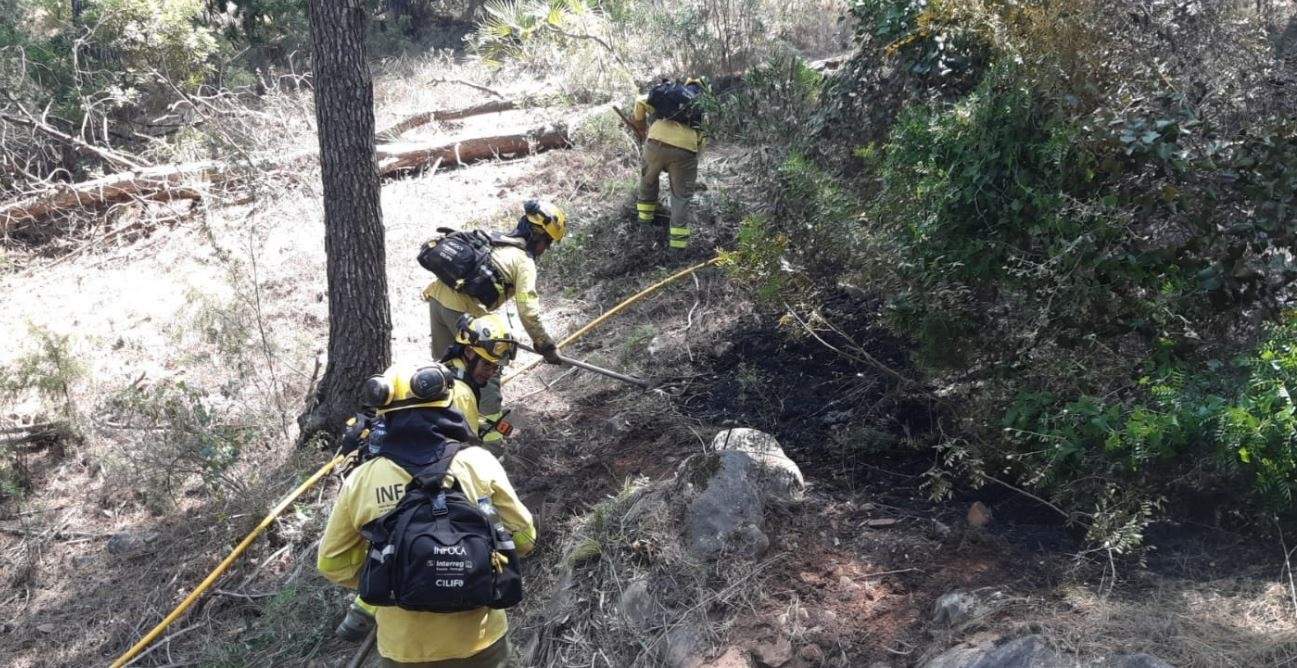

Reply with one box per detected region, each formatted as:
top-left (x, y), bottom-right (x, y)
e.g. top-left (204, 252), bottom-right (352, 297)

top-left (332, 358), bottom-right (487, 642)
top-left (442, 313), bottom-right (518, 440)
top-left (318, 362), bottom-right (536, 667)
top-left (632, 79), bottom-right (705, 251)
top-left (423, 199), bottom-right (566, 444)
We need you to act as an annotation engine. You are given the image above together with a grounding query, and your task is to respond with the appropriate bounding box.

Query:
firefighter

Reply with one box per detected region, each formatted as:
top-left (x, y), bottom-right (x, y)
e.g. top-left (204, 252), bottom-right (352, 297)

top-left (320, 362), bottom-right (536, 666)
top-left (331, 360), bottom-right (487, 643)
top-left (423, 200), bottom-right (566, 443)
top-left (442, 313), bottom-right (518, 441)
top-left (632, 78), bottom-right (705, 251)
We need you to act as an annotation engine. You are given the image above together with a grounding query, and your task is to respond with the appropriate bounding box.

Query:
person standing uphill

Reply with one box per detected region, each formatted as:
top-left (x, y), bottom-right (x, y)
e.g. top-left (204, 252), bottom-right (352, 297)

top-left (421, 199), bottom-right (566, 443)
top-left (632, 78), bottom-right (706, 252)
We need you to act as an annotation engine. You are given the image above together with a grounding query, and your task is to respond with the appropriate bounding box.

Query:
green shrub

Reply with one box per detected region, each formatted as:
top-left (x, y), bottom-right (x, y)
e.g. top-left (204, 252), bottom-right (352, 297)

top-left (740, 0), bottom-right (1297, 546)
top-left (1, 325), bottom-right (85, 416)
top-left (104, 379), bottom-right (262, 511)
top-left (1006, 314), bottom-right (1297, 519)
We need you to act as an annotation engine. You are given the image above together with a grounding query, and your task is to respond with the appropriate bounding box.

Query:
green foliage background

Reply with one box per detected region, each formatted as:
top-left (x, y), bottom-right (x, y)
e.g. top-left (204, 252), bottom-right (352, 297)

top-left (724, 0), bottom-right (1297, 546)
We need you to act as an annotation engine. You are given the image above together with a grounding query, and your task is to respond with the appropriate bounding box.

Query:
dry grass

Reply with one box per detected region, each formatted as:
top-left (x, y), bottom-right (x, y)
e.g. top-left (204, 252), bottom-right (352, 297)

top-left (1036, 577), bottom-right (1297, 667)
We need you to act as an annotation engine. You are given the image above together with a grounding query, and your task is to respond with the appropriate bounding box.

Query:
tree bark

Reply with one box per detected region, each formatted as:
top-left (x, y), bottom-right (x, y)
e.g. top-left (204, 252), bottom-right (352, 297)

top-left (298, 0), bottom-right (391, 444)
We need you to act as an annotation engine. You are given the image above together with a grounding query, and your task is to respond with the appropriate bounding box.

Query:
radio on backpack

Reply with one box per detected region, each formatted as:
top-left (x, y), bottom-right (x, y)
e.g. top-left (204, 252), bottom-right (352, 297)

top-left (358, 444), bottom-right (523, 612)
top-left (417, 228), bottom-right (511, 309)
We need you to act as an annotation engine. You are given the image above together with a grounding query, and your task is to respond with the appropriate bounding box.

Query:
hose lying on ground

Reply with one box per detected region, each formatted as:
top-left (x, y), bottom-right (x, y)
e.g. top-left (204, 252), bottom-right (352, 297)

top-left (111, 253), bottom-right (721, 666)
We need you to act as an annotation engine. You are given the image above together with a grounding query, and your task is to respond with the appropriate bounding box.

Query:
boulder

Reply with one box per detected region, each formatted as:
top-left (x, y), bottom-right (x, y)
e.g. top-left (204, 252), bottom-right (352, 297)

top-left (675, 429), bottom-right (805, 560)
top-left (710, 428), bottom-right (805, 502)
top-left (677, 449), bottom-right (770, 559)
top-left (923, 635), bottom-right (1173, 668)
top-left (924, 635), bottom-right (1069, 668)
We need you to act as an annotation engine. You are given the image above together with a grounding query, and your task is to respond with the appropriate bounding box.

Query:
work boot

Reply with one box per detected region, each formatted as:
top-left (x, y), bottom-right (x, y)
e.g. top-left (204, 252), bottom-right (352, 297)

top-left (334, 601), bottom-right (375, 642)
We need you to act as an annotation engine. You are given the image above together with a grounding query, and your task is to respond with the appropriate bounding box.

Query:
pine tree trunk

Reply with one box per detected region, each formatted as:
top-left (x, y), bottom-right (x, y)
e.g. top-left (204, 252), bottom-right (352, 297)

top-left (298, 0), bottom-right (391, 444)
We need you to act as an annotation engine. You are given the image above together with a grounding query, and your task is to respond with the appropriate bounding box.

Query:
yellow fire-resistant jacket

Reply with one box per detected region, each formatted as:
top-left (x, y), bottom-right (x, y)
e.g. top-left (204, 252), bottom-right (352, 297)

top-left (317, 447), bottom-right (536, 663)
top-left (447, 374), bottom-right (479, 434)
top-left (423, 242), bottom-right (555, 349)
top-left (633, 95), bottom-right (703, 153)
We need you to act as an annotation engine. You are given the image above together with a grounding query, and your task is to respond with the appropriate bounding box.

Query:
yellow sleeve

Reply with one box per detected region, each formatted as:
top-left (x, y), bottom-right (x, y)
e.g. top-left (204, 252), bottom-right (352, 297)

top-left (482, 457), bottom-right (537, 557)
top-left (503, 251), bottom-right (553, 349)
top-left (632, 95), bottom-right (651, 122)
top-left (317, 475), bottom-right (366, 588)
top-left (450, 380), bottom-right (480, 432)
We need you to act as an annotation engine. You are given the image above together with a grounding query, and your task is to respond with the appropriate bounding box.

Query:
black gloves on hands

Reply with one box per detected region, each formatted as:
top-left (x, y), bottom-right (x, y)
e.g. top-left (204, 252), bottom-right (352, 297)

top-left (536, 341), bottom-right (563, 365)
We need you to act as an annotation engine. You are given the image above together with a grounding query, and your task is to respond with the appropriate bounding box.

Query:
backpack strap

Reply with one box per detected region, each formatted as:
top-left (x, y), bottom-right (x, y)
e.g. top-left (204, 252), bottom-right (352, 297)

top-left (488, 232), bottom-right (527, 250)
top-left (411, 442), bottom-right (463, 493)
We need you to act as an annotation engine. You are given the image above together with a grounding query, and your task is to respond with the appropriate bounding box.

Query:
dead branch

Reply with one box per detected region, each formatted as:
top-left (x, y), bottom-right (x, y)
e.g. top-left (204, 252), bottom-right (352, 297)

top-left (0, 110), bottom-right (146, 172)
top-left (376, 99), bottom-right (519, 141)
top-left (0, 422), bottom-right (64, 436)
top-left (0, 151), bottom-right (313, 235)
top-left (425, 77), bottom-right (506, 99)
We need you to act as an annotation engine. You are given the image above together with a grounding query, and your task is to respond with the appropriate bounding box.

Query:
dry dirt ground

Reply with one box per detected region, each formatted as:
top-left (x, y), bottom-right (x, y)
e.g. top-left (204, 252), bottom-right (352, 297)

top-left (2, 65), bottom-right (1297, 668)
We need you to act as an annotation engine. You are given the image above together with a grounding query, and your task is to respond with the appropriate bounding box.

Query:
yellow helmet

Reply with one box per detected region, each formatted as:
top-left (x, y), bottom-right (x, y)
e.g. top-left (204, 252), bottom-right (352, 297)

top-left (523, 199), bottom-right (566, 243)
top-left (455, 313), bottom-right (517, 364)
top-left (361, 362), bottom-right (455, 415)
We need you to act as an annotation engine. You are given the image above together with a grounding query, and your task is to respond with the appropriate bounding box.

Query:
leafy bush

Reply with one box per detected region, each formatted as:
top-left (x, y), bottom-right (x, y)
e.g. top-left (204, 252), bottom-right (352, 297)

top-left (103, 379), bottom-right (263, 511)
top-left (730, 0), bottom-right (1297, 546)
top-left (0, 326), bottom-right (85, 414)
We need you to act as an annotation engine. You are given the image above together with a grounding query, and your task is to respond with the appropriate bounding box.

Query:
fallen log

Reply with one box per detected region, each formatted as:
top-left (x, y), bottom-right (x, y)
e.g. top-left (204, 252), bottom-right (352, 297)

top-left (376, 98), bottom-right (520, 141)
top-left (375, 106), bottom-right (609, 176)
top-left (0, 149), bottom-right (315, 236)
top-left (1, 106), bottom-right (612, 234)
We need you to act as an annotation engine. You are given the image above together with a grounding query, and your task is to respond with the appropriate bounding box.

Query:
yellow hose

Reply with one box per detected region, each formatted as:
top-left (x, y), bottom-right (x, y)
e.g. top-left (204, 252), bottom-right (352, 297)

top-left (110, 454), bottom-right (346, 668)
top-left (112, 253), bottom-right (721, 665)
top-left (503, 255), bottom-right (720, 385)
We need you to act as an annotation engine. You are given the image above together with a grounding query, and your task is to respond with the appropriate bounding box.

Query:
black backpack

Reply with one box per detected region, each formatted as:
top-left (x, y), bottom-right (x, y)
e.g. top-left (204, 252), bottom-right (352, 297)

top-left (647, 80), bottom-right (705, 129)
top-left (417, 229), bottom-right (521, 308)
top-left (357, 443), bottom-right (523, 612)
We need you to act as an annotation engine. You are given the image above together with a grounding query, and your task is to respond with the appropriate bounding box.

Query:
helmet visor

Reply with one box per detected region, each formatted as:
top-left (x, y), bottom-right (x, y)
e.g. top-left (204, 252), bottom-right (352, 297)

top-left (474, 337), bottom-right (517, 363)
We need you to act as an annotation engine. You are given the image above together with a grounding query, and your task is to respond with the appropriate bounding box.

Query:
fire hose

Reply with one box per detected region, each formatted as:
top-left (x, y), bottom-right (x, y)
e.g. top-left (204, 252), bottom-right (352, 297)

top-left (110, 255), bottom-right (720, 666)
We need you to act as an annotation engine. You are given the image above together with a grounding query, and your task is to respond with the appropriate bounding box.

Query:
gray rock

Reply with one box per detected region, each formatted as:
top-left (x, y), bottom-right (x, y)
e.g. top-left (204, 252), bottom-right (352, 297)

top-left (932, 591), bottom-right (980, 629)
top-left (675, 429), bottom-right (803, 560)
top-left (926, 635), bottom-right (1175, 668)
top-left (619, 579), bottom-right (658, 628)
top-left (106, 530), bottom-right (159, 556)
top-left (677, 450), bottom-right (767, 559)
top-left (924, 635), bottom-right (1071, 668)
top-left (709, 428), bottom-right (805, 502)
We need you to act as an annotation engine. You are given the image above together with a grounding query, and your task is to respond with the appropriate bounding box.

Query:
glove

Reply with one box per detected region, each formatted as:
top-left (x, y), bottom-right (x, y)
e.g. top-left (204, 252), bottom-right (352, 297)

top-left (536, 341), bottom-right (563, 365)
